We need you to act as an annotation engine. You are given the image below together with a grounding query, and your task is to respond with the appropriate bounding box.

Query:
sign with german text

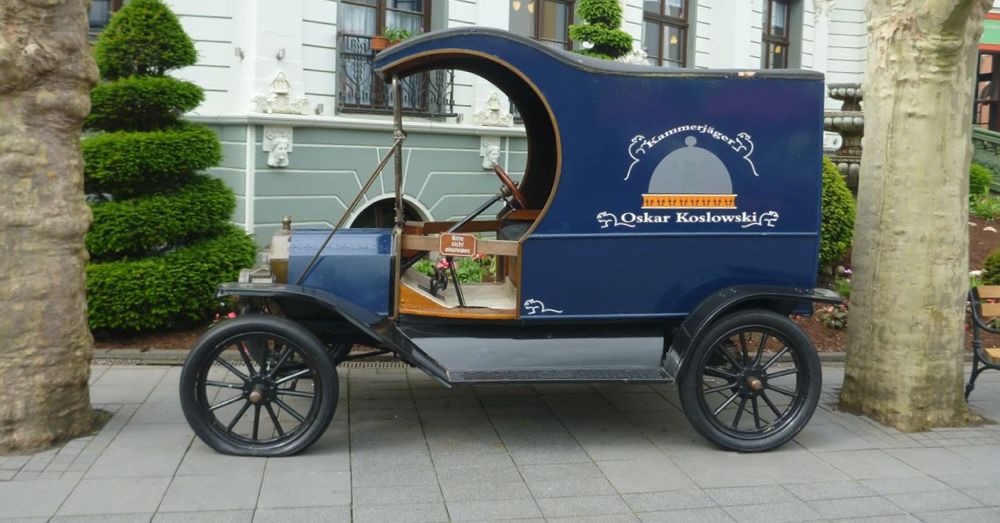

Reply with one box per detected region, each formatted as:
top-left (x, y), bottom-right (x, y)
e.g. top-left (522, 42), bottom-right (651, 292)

top-left (439, 233), bottom-right (477, 257)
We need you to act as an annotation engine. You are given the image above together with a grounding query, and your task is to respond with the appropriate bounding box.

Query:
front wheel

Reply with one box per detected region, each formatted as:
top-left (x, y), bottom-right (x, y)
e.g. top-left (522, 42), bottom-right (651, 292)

top-left (678, 309), bottom-right (821, 452)
top-left (179, 314), bottom-right (338, 456)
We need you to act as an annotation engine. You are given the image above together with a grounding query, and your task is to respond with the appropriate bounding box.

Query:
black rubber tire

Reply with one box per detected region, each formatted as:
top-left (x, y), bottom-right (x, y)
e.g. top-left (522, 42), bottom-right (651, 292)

top-left (179, 314), bottom-right (338, 456)
top-left (678, 309), bottom-right (821, 452)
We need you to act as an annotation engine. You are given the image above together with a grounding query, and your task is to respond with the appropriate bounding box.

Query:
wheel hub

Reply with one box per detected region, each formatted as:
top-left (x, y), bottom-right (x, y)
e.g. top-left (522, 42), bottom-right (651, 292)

top-left (737, 368), bottom-right (767, 397)
top-left (245, 377), bottom-right (276, 405)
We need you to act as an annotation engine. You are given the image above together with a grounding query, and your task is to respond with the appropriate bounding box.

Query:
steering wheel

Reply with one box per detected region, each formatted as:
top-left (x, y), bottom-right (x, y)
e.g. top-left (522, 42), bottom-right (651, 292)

top-left (492, 164), bottom-right (529, 209)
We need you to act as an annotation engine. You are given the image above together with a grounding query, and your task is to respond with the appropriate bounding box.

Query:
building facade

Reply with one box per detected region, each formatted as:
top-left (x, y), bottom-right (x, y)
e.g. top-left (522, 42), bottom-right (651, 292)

top-left (84, 0), bottom-right (994, 244)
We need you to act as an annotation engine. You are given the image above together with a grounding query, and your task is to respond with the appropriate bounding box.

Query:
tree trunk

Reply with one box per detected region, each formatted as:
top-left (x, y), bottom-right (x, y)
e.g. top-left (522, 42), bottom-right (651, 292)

top-left (0, 0), bottom-right (99, 452)
top-left (840, 0), bottom-right (992, 431)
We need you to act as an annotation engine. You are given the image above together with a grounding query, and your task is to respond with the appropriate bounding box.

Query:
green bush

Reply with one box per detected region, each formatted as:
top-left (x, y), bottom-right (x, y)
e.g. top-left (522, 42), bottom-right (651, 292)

top-left (93, 0), bottom-right (197, 79)
top-left (971, 162), bottom-right (994, 198)
top-left (569, 0), bottom-right (632, 60)
top-left (83, 124), bottom-right (220, 198)
top-left (819, 157), bottom-right (856, 270)
top-left (86, 226), bottom-right (257, 330)
top-left (983, 248), bottom-right (1000, 286)
top-left (84, 0), bottom-right (255, 331)
top-left (87, 175), bottom-right (236, 259)
top-left (86, 77), bottom-right (203, 132)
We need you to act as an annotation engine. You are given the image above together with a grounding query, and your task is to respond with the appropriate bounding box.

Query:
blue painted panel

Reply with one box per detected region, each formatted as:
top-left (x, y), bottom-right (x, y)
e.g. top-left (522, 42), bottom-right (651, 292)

top-left (376, 29), bottom-right (825, 320)
top-left (287, 229), bottom-right (393, 315)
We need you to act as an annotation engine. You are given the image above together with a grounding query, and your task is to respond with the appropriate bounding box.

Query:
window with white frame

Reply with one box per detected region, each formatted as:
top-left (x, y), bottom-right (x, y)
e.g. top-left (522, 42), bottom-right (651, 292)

top-left (642, 0), bottom-right (688, 67)
top-left (762, 0), bottom-right (791, 68)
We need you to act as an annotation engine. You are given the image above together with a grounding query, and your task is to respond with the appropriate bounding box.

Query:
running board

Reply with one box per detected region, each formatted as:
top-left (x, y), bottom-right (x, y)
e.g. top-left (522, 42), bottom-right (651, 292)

top-left (448, 367), bottom-right (674, 384)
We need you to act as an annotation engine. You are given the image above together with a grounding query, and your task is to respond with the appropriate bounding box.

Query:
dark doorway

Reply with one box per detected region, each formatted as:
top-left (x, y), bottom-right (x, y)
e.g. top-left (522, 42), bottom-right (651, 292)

top-left (350, 199), bottom-right (423, 228)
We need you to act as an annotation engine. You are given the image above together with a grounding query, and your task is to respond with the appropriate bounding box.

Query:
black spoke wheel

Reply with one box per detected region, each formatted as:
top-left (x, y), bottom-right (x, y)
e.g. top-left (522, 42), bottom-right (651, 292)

top-left (678, 309), bottom-right (821, 452)
top-left (180, 315), bottom-right (338, 456)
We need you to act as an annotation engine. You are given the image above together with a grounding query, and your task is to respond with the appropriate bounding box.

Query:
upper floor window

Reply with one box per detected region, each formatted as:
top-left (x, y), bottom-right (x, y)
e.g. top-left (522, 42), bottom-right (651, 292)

top-left (510, 0), bottom-right (575, 50)
top-left (337, 1), bottom-right (454, 118)
top-left (339, 0), bottom-right (428, 36)
top-left (89, 0), bottom-right (124, 35)
top-left (642, 0), bottom-right (687, 67)
top-left (762, 0), bottom-right (791, 68)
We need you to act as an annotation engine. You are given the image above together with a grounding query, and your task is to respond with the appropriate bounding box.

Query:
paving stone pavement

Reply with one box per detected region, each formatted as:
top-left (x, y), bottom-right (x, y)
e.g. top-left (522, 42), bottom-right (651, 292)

top-left (3, 363), bottom-right (1000, 522)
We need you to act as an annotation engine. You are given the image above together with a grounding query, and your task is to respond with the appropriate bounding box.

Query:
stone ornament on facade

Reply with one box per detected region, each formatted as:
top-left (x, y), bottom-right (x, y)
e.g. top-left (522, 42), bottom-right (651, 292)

top-left (480, 136), bottom-right (502, 169)
top-left (252, 71), bottom-right (310, 115)
top-left (616, 44), bottom-right (649, 65)
top-left (474, 91), bottom-right (514, 127)
top-left (263, 126), bottom-right (293, 168)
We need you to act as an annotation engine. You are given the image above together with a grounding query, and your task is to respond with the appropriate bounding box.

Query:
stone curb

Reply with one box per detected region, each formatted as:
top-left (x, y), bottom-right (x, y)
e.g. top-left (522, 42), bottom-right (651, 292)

top-left (92, 348), bottom-right (872, 366)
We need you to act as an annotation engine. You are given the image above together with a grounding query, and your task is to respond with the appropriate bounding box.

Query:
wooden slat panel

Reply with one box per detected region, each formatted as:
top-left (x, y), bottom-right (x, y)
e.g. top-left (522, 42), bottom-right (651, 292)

top-left (981, 303), bottom-right (1000, 318)
top-left (399, 284), bottom-right (516, 320)
top-left (985, 347), bottom-right (1000, 362)
top-left (504, 209), bottom-right (540, 221)
top-left (418, 220), bottom-right (499, 234)
top-left (401, 234), bottom-right (519, 257)
top-left (978, 286), bottom-right (1000, 299)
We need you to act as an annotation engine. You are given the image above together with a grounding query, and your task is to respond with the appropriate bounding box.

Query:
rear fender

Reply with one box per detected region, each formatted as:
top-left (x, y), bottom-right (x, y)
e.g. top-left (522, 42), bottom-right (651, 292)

top-left (217, 283), bottom-right (451, 385)
top-left (663, 285), bottom-right (842, 377)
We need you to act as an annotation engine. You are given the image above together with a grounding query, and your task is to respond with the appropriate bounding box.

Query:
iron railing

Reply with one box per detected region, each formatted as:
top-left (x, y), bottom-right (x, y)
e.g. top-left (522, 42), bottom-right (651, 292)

top-left (337, 33), bottom-right (455, 118)
top-left (973, 127), bottom-right (1000, 192)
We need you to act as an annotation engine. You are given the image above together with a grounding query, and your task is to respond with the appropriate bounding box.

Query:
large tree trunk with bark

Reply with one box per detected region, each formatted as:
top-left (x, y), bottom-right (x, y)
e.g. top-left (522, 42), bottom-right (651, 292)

top-left (0, 0), bottom-right (98, 452)
top-left (840, 0), bottom-right (992, 431)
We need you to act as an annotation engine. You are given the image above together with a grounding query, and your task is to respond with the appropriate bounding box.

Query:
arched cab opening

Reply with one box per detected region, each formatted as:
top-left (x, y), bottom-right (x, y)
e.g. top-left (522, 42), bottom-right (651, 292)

top-left (375, 36), bottom-right (561, 321)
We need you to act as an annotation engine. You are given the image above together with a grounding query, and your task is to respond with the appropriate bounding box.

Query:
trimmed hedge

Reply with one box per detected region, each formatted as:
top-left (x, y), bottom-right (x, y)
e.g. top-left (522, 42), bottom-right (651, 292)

top-left (87, 175), bottom-right (236, 260)
top-left (83, 124), bottom-right (221, 197)
top-left (569, 0), bottom-right (632, 60)
top-left (94, 0), bottom-right (197, 80)
top-left (86, 76), bottom-right (203, 132)
top-left (984, 248), bottom-right (1000, 285)
top-left (819, 157), bottom-right (856, 270)
top-left (971, 162), bottom-right (994, 198)
top-left (86, 225), bottom-right (257, 331)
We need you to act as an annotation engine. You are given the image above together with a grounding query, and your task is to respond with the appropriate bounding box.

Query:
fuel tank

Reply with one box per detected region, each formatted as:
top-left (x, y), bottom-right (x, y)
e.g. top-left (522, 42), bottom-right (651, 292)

top-left (287, 228), bottom-right (394, 315)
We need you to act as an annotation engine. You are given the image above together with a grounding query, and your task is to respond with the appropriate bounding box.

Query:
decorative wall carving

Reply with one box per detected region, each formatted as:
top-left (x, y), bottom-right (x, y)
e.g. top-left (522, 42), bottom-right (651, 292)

top-left (474, 91), bottom-right (514, 127)
top-left (263, 126), bottom-right (293, 168)
top-left (480, 136), bottom-right (502, 169)
top-left (252, 71), bottom-right (309, 115)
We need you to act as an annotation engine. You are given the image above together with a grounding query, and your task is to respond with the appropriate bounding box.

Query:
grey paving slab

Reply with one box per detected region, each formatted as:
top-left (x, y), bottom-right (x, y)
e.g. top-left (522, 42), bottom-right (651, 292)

top-left (884, 489), bottom-right (982, 513)
top-left (256, 471), bottom-right (350, 508)
top-left (596, 458), bottom-right (698, 493)
top-left (783, 480), bottom-right (878, 501)
top-left (860, 475), bottom-right (952, 495)
top-left (722, 500), bottom-right (824, 523)
top-left (670, 451), bottom-right (776, 489)
top-left (85, 423), bottom-right (193, 479)
top-left (352, 501), bottom-right (449, 523)
top-left (828, 516), bottom-right (920, 523)
top-left (50, 514), bottom-right (154, 523)
top-left (622, 489), bottom-right (717, 512)
top-left (0, 479), bottom-right (78, 518)
top-left (818, 449), bottom-right (923, 479)
top-left (352, 484), bottom-right (444, 506)
top-left (884, 447), bottom-right (984, 476)
top-left (705, 485), bottom-right (798, 507)
top-left (57, 477), bottom-right (172, 516)
top-left (637, 507), bottom-right (735, 523)
top-left (914, 507), bottom-right (1000, 523)
top-left (251, 506), bottom-right (352, 523)
top-left (152, 511), bottom-right (252, 523)
top-left (446, 498), bottom-right (542, 521)
top-left (438, 478), bottom-right (531, 502)
top-left (535, 495), bottom-right (633, 519)
top-left (807, 496), bottom-right (907, 519)
top-left (547, 515), bottom-right (639, 523)
top-left (159, 474), bottom-right (262, 512)
top-left (524, 476), bottom-right (617, 498)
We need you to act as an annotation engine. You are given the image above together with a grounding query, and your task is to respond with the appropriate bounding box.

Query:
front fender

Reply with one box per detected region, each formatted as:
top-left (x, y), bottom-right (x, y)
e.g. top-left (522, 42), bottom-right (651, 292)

top-left (663, 285), bottom-right (842, 377)
top-left (217, 283), bottom-right (450, 384)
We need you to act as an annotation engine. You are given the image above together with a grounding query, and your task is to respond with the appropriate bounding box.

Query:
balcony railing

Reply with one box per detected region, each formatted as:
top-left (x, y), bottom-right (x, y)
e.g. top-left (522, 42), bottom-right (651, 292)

top-left (337, 33), bottom-right (455, 118)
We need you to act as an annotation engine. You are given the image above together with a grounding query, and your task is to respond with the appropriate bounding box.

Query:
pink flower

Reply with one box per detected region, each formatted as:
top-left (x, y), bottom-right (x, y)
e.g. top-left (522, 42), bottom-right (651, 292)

top-left (227, 312), bottom-right (237, 318)
top-left (436, 258), bottom-right (451, 270)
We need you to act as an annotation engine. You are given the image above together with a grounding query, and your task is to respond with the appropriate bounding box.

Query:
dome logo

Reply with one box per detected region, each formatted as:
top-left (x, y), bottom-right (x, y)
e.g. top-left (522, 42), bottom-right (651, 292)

top-left (596, 124), bottom-right (777, 230)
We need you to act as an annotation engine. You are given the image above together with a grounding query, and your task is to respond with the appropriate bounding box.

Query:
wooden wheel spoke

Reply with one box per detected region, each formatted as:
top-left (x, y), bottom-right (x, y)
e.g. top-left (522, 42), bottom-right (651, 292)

top-left (274, 368), bottom-right (311, 386)
top-left (760, 391), bottom-right (784, 418)
top-left (267, 346), bottom-right (295, 379)
top-left (703, 381), bottom-right (737, 395)
top-left (206, 380), bottom-right (242, 389)
top-left (251, 404), bottom-right (262, 440)
top-left (732, 397), bottom-right (748, 429)
top-left (226, 401), bottom-right (252, 432)
top-left (754, 333), bottom-right (769, 366)
top-left (712, 392), bottom-right (740, 416)
top-left (761, 346), bottom-right (790, 370)
top-left (273, 397), bottom-right (306, 423)
top-left (766, 367), bottom-right (798, 379)
top-left (739, 332), bottom-right (750, 363)
top-left (277, 390), bottom-right (315, 399)
top-left (768, 384), bottom-right (797, 398)
top-left (210, 393), bottom-right (246, 412)
top-left (215, 358), bottom-right (249, 382)
top-left (716, 344), bottom-right (743, 370)
top-left (265, 402), bottom-right (285, 436)
top-left (752, 396), bottom-right (762, 429)
top-left (237, 342), bottom-right (258, 376)
top-left (704, 366), bottom-right (738, 380)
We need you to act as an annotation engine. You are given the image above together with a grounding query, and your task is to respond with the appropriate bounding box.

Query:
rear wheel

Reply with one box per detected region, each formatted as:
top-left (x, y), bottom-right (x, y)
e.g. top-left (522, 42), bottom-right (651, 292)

top-left (678, 309), bottom-right (821, 452)
top-left (179, 315), bottom-right (338, 456)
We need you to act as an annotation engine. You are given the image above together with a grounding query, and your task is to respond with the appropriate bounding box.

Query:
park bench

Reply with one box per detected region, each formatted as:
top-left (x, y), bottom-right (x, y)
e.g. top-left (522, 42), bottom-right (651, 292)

top-left (966, 285), bottom-right (1000, 398)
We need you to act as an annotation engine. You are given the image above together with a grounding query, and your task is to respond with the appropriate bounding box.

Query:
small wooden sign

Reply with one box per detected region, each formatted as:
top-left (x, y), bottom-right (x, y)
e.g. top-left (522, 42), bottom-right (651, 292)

top-left (439, 233), bottom-right (477, 257)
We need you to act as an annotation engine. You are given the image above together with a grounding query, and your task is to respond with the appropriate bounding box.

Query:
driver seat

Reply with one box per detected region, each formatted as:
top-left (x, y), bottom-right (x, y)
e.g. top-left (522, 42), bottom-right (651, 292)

top-left (498, 209), bottom-right (539, 241)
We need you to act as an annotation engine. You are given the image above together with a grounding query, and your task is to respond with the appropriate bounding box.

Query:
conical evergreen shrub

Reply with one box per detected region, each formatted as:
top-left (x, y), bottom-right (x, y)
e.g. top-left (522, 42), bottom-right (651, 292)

top-left (568, 0), bottom-right (632, 60)
top-left (85, 0), bottom-right (256, 331)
